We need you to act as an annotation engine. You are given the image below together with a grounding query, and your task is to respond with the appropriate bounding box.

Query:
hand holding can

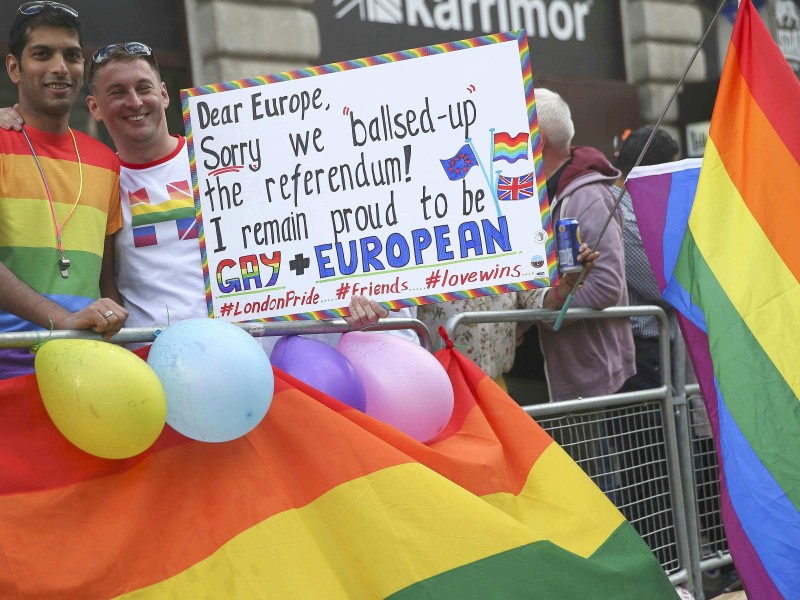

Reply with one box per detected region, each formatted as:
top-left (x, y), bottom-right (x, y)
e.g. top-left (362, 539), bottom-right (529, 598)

top-left (556, 218), bottom-right (582, 274)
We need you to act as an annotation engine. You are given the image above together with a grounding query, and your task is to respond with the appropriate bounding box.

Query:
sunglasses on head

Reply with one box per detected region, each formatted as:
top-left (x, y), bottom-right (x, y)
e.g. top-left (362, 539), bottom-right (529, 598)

top-left (17, 1), bottom-right (78, 18)
top-left (92, 42), bottom-right (153, 65)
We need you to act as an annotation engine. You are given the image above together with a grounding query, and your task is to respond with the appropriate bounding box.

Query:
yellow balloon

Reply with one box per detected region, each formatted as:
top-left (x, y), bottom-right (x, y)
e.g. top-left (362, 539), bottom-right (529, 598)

top-left (35, 339), bottom-right (167, 459)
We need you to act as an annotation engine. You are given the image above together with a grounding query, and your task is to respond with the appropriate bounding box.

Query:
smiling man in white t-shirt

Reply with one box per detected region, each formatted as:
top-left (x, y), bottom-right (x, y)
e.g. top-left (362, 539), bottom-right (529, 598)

top-left (1, 42), bottom-right (417, 347)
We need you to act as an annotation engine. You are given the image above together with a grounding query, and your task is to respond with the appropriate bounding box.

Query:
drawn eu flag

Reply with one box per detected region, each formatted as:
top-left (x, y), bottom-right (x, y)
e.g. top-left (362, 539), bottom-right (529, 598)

top-left (440, 144), bottom-right (478, 180)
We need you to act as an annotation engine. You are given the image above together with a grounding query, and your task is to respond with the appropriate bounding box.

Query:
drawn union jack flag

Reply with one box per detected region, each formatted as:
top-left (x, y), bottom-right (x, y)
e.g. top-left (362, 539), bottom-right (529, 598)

top-left (496, 173), bottom-right (534, 200)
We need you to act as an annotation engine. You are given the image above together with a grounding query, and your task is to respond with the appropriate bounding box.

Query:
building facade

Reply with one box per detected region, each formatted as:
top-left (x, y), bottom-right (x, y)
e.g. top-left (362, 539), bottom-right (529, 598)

top-left (180, 0), bottom-right (714, 156)
top-left (1, 0), bottom-right (797, 156)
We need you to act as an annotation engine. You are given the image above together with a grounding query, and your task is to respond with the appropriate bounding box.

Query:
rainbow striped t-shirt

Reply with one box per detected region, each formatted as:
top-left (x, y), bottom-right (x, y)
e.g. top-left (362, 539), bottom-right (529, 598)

top-left (0, 126), bottom-right (121, 379)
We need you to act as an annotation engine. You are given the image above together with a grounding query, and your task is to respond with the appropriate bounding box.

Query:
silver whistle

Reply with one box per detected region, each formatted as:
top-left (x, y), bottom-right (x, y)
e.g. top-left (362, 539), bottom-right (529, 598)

top-left (58, 255), bottom-right (71, 279)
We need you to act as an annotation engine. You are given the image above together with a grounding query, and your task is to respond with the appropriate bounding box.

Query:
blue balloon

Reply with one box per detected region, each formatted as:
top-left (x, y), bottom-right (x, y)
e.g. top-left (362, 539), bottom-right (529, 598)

top-left (271, 335), bottom-right (366, 412)
top-left (147, 318), bottom-right (274, 442)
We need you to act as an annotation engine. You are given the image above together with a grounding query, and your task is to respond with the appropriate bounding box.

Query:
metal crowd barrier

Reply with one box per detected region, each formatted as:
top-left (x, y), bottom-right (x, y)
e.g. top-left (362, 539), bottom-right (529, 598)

top-left (444, 305), bottom-right (731, 600)
top-left (0, 317), bottom-right (433, 352)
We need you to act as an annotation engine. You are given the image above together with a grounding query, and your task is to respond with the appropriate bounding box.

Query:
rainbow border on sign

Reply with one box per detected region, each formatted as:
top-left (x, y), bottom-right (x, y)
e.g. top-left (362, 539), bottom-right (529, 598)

top-left (180, 30), bottom-right (555, 321)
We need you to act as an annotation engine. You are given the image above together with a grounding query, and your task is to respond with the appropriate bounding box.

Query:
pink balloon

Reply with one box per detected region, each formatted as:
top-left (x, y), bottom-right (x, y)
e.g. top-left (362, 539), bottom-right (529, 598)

top-left (271, 336), bottom-right (366, 412)
top-left (338, 331), bottom-right (454, 443)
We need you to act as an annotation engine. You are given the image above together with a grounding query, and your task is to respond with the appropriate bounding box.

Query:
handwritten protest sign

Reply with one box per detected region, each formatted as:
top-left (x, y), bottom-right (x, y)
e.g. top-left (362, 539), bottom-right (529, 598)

top-left (180, 31), bottom-right (555, 322)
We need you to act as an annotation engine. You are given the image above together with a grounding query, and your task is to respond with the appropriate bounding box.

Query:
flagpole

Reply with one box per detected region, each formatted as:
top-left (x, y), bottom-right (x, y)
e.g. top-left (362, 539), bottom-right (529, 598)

top-left (494, 169), bottom-right (506, 206)
top-left (489, 127), bottom-right (495, 193)
top-left (466, 137), bottom-right (503, 217)
top-left (552, 0), bottom-right (729, 331)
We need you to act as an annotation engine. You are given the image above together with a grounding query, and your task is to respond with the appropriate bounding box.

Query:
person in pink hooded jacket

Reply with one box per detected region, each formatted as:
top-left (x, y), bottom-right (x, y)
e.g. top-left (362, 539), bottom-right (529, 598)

top-left (515, 88), bottom-right (635, 402)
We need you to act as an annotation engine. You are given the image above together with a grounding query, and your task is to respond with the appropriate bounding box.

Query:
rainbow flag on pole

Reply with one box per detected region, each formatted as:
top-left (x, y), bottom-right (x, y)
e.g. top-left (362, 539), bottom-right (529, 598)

top-left (627, 2), bottom-right (800, 596)
top-left (492, 131), bottom-right (529, 163)
top-left (0, 346), bottom-right (674, 598)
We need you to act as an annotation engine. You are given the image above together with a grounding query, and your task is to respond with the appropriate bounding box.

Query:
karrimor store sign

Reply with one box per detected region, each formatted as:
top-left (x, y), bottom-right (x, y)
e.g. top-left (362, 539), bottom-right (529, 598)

top-left (314, 0), bottom-right (625, 80)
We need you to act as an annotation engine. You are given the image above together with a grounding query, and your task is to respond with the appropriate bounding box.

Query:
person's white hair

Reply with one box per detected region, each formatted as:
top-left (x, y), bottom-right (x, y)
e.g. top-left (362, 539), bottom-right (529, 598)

top-left (534, 88), bottom-right (575, 153)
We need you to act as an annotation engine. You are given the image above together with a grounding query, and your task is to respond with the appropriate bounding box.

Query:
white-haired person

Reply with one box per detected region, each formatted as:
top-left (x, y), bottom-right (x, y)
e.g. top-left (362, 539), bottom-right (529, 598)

top-left (509, 88), bottom-right (635, 403)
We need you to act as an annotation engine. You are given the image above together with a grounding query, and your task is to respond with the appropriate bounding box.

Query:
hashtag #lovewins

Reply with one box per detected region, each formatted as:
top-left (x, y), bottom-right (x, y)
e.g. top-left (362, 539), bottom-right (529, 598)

top-left (425, 265), bottom-right (523, 290)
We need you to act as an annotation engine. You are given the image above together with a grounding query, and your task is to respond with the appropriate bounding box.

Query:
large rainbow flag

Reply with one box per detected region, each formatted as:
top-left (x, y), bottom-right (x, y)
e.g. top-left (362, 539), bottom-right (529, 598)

top-left (626, 1), bottom-right (800, 597)
top-left (0, 344), bottom-right (675, 598)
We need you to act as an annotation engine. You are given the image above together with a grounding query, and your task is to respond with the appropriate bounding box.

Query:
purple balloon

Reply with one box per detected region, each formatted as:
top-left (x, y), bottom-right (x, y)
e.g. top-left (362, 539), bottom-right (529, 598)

top-left (270, 336), bottom-right (367, 412)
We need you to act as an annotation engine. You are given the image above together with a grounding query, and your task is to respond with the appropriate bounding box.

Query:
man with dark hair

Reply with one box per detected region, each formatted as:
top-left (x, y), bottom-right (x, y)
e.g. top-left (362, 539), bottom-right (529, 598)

top-left (8, 1), bottom-right (81, 61)
top-left (613, 126), bottom-right (680, 390)
top-left (613, 125), bottom-right (679, 177)
top-left (0, 2), bottom-right (127, 379)
top-left (3, 38), bottom-right (403, 348)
